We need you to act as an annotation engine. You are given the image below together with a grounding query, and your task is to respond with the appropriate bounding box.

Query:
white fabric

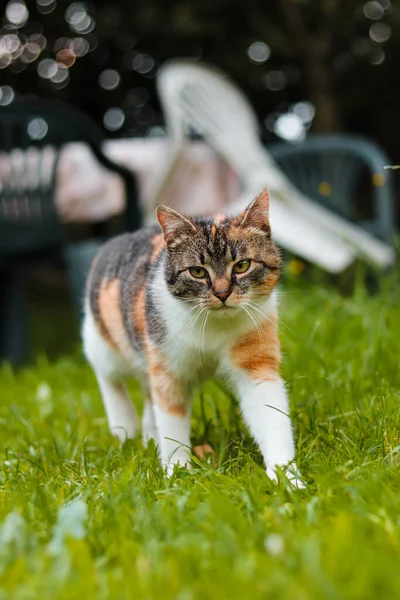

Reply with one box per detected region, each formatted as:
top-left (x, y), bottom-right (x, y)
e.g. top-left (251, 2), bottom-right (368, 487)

top-left (0, 139), bottom-right (239, 224)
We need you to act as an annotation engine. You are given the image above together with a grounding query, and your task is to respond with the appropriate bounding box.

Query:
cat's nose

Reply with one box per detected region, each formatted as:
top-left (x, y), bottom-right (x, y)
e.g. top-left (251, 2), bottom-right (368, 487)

top-left (213, 290), bottom-right (231, 303)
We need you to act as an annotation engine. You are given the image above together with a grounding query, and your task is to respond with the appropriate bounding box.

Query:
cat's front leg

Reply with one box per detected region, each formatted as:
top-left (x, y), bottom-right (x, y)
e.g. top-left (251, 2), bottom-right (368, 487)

top-left (233, 375), bottom-right (304, 488)
top-left (148, 354), bottom-right (191, 475)
top-left (225, 318), bottom-right (304, 488)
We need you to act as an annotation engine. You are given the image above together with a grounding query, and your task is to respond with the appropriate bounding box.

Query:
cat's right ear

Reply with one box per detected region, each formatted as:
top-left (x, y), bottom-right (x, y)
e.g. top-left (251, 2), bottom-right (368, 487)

top-left (156, 205), bottom-right (196, 245)
top-left (240, 186), bottom-right (270, 233)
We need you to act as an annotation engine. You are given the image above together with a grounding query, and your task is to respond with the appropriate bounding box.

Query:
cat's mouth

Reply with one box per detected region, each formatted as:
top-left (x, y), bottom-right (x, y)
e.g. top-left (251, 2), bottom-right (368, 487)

top-left (208, 304), bottom-right (237, 312)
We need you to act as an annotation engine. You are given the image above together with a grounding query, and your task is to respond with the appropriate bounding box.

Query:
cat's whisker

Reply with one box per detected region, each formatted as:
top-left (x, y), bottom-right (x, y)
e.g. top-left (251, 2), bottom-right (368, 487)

top-left (245, 300), bottom-right (277, 329)
top-left (240, 304), bottom-right (264, 344)
top-left (187, 305), bottom-right (207, 334)
top-left (199, 309), bottom-right (210, 367)
top-left (242, 303), bottom-right (271, 345)
top-left (170, 303), bottom-right (202, 326)
top-left (249, 295), bottom-right (296, 338)
top-left (245, 298), bottom-right (293, 341)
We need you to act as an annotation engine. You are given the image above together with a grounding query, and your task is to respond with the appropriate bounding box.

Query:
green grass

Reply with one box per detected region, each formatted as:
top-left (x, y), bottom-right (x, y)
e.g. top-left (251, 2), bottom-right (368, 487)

top-left (2, 272), bottom-right (400, 599)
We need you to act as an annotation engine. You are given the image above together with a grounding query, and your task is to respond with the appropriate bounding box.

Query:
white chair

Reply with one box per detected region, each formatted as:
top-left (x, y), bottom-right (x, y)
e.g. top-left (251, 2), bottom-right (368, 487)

top-left (152, 59), bottom-right (394, 273)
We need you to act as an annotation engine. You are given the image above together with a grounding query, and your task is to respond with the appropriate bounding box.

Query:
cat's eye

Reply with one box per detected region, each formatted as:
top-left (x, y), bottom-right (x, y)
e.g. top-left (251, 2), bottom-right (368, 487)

top-left (189, 266), bottom-right (207, 279)
top-left (233, 260), bottom-right (251, 274)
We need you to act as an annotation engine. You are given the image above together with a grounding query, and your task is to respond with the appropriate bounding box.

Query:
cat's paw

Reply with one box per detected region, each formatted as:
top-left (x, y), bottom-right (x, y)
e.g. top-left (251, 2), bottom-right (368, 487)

top-left (266, 465), bottom-right (306, 490)
top-left (165, 453), bottom-right (192, 477)
top-left (110, 422), bottom-right (138, 443)
top-left (266, 466), bottom-right (279, 483)
top-left (142, 428), bottom-right (159, 448)
top-left (286, 475), bottom-right (306, 490)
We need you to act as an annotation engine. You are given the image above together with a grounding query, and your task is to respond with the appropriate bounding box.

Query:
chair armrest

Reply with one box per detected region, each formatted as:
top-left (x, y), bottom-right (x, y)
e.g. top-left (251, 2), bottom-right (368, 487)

top-left (89, 144), bottom-right (141, 232)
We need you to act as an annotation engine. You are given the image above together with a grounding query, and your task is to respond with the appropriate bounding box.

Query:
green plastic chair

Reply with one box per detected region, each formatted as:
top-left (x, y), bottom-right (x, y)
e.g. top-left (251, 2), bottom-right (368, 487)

top-left (0, 98), bottom-right (141, 365)
top-left (268, 135), bottom-right (395, 243)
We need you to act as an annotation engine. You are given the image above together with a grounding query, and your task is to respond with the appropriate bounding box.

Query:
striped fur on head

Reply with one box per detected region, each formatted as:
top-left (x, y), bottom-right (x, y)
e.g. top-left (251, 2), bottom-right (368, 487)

top-left (156, 187), bottom-right (281, 310)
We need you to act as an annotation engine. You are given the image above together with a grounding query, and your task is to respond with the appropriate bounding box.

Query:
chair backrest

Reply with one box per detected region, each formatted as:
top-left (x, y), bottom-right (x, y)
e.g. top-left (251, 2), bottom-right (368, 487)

top-left (268, 135), bottom-right (395, 242)
top-left (0, 99), bottom-right (108, 256)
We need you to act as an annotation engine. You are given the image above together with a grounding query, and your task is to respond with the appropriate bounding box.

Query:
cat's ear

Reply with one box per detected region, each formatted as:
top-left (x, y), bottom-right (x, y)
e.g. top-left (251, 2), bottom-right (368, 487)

top-left (240, 186), bottom-right (270, 233)
top-left (156, 205), bottom-right (196, 244)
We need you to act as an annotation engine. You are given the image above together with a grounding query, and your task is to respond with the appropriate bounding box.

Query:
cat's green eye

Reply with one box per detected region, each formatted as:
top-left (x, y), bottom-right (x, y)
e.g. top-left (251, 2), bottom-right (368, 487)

top-left (189, 266), bottom-right (207, 279)
top-left (233, 260), bottom-right (251, 274)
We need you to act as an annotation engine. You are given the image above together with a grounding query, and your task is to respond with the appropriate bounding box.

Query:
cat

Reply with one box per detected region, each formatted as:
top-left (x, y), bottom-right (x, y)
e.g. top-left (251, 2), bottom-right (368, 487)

top-left (83, 187), bottom-right (304, 487)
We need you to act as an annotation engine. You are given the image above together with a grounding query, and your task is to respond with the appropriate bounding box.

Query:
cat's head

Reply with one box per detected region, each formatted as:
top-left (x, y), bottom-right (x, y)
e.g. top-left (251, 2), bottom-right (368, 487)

top-left (156, 187), bottom-right (281, 313)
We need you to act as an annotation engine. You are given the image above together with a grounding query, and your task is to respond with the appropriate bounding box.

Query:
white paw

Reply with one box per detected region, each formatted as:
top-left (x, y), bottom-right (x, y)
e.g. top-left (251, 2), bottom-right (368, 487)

top-left (165, 452), bottom-right (191, 477)
top-left (110, 422), bottom-right (138, 443)
top-left (266, 465), bottom-right (306, 490)
top-left (286, 475), bottom-right (306, 490)
top-left (266, 466), bottom-right (279, 483)
top-left (142, 428), bottom-right (159, 448)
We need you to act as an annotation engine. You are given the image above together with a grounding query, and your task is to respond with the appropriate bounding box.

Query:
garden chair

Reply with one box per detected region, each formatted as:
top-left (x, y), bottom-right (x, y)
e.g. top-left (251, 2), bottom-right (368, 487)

top-left (268, 135), bottom-right (395, 243)
top-left (0, 99), bottom-right (141, 365)
top-left (153, 60), bottom-right (395, 273)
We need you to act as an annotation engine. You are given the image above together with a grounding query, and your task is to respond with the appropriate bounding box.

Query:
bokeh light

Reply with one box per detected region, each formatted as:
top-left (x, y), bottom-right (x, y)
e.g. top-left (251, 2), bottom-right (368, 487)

top-left (363, 1), bottom-right (384, 20)
top-left (247, 41), bottom-right (271, 64)
top-left (50, 66), bottom-right (69, 86)
top-left (56, 48), bottom-right (76, 68)
top-left (37, 58), bottom-right (58, 79)
top-left (103, 107), bottom-right (125, 131)
top-left (21, 42), bottom-right (41, 63)
top-left (27, 117), bottom-right (48, 140)
top-left (274, 113), bottom-right (305, 141)
top-left (291, 101), bottom-right (315, 124)
top-left (36, 0), bottom-right (57, 15)
top-left (29, 34), bottom-right (47, 51)
top-left (6, 1), bottom-right (29, 27)
top-left (370, 47), bottom-right (385, 64)
top-left (369, 22), bottom-right (392, 43)
top-left (54, 38), bottom-right (70, 52)
top-left (70, 37), bottom-right (90, 56)
top-left (99, 69), bottom-right (120, 90)
top-left (147, 126), bottom-right (167, 137)
top-left (0, 86), bottom-right (15, 106)
top-left (65, 3), bottom-right (95, 34)
top-left (265, 70), bottom-right (287, 91)
top-left (131, 53), bottom-right (154, 74)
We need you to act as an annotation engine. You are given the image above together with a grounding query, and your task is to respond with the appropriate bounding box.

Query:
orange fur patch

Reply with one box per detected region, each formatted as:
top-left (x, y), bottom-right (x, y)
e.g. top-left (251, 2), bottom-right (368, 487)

top-left (133, 284), bottom-right (147, 337)
top-left (231, 317), bottom-right (281, 381)
top-left (147, 350), bottom-right (188, 416)
top-left (254, 270), bottom-right (280, 295)
top-left (96, 278), bottom-right (130, 354)
top-left (214, 213), bottom-right (225, 225)
top-left (150, 233), bottom-right (165, 263)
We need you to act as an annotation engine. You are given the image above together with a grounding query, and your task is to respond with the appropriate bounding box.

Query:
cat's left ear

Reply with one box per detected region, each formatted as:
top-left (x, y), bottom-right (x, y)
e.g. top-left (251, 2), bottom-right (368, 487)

top-left (156, 205), bottom-right (196, 245)
top-left (240, 186), bottom-right (270, 233)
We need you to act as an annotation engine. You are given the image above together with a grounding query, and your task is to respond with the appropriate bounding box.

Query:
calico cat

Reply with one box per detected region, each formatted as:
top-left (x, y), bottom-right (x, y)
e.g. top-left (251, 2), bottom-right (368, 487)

top-left (83, 187), bottom-right (304, 487)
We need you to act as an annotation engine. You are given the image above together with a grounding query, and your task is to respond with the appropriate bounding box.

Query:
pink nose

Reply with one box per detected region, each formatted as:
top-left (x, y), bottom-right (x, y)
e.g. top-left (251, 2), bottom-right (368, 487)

top-left (213, 290), bottom-right (231, 303)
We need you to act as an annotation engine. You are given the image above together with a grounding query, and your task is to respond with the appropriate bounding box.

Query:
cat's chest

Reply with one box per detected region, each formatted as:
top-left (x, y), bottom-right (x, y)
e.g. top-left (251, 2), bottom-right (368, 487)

top-left (159, 321), bottom-right (238, 382)
top-left (160, 335), bottom-right (219, 379)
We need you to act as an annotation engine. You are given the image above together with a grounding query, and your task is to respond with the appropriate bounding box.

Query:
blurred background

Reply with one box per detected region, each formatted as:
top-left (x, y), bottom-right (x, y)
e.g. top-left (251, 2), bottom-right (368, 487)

top-left (0, 0), bottom-right (399, 363)
top-left (2, 0), bottom-right (399, 154)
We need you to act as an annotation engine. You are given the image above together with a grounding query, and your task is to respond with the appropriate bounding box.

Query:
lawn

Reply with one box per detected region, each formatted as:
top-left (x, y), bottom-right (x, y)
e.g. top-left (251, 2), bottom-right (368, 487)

top-left (1, 269), bottom-right (400, 599)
